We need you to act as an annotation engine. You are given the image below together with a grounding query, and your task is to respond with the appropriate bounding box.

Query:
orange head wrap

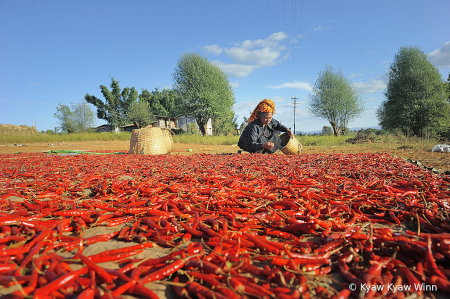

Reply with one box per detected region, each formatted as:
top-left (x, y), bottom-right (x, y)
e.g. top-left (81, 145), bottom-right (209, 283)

top-left (248, 99), bottom-right (276, 124)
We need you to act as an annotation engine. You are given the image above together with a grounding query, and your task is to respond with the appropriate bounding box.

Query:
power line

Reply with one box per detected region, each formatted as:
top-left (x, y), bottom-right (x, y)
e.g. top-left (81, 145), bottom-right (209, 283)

top-left (267, 0), bottom-right (276, 32)
top-left (297, 0), bottom-right (303, 95)
top-left (1, 98), bottom-right (58, 105)
top-left (1, 98), bottom-right (94, 106)
top-left (291, 97), bottom-right (298, 134)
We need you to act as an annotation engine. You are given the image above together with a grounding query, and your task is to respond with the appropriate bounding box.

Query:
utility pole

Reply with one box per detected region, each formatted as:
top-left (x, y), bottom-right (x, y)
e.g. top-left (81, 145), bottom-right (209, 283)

top-left (291, 97), bottom-right (298, 134)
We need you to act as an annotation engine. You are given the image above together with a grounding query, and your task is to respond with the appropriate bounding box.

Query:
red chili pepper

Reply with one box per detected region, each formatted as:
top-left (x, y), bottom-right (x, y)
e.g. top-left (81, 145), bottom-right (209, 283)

top-left (76, 287), bottom-right (95, 299)
top-left (125, 249), bottom-right (185, 270)
top-left (52, 210), bottom-right (91, 217)
top-left (243, 233), bottom-right (280, 254)
top-left (424, 235), bottom-right (448, 279)
top-left (139, 255), bottom-right (197, 285)
top-left (128, 284), bottom-right (160, 299)
top-left (0, 247), bottom-right (30, 257)
top-left (189, 271), bottom-right (238, 299)
top-left (429, 275), bottom-right (450, 292)
top-left (34, 266), bottom-right (89, 297)
top-left (186, 281), bottom-right (229, 299)
top-left (89, 249), bottom-right (144, 263)
top-left (83, 230), bottom-right (120, 245)
top-left (76, 253), bottom-right (114, 284)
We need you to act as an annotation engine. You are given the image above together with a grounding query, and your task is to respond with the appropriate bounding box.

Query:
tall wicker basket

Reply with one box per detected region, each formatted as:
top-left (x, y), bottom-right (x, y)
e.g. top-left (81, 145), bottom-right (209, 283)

top-left (129, 127), bottom-right (168, 155)
top-left (280, 132), bottom-right (302, 155)
top-left (161, 128), bottom-right (173, 153)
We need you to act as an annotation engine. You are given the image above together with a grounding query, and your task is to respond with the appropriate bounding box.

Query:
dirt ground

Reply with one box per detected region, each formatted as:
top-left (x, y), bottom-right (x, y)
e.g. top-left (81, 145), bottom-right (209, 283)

top-left (1, 140), bottom-right (450, 173)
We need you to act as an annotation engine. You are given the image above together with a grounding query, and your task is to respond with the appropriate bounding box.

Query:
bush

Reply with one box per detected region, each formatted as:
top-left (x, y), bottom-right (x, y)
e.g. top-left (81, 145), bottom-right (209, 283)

top-left (186, 123), bottom-right (199, 135)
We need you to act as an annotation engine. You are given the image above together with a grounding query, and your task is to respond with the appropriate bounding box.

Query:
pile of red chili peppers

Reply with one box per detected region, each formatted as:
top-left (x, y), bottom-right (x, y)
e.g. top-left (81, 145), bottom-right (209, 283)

top-left (1, 152), bottom-right (450, 299)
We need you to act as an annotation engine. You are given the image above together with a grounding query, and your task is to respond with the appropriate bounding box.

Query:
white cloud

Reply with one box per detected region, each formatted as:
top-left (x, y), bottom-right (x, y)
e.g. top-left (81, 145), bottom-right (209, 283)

top-left (212, 61), bottom-right (255, 78)
top-left (239, 32), bottom-right (288, 50)
top-left (350, 74), bottom-right (363, 78)
top-left (428, 41), bottom-right (450, 68)
top-left (313, 20), bottom-right (333, 31)
top-left (313, 25), bottom-right (325, 31)
top-left (353, 78), bottom-right (386, 94)
top-left (230, 81), bottom-right (240, 88)
top-left (203, 32), bottom-right (289, 78)
top-left (225, 47), bottom-right (281, 67)
top-left (268, 81), bottom-right (312, 92)
top-left (270, 96), bottom-right (285, 103)
top-left (202, 44), bottom-right (223, 55)
top-left (313, 22), bottom-right (332, 32)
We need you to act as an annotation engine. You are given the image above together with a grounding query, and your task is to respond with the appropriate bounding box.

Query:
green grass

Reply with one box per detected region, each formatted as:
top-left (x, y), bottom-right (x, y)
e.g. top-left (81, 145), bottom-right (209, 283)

top-left (0, 132), bottom-right (132, 144)
top-left (297, 134), bottom-right (350, 146)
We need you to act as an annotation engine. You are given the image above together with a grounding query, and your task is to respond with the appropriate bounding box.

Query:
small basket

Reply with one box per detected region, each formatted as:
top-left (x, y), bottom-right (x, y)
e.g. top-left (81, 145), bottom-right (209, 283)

top-left (280, 132), bottom-right (302, 155)
top-left (129, 127), bottom-right (168, 155)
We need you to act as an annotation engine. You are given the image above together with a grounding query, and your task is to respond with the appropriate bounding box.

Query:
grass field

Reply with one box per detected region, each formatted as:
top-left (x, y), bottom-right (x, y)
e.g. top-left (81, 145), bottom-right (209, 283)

top-left (0, 132), bottom-right (133, 144)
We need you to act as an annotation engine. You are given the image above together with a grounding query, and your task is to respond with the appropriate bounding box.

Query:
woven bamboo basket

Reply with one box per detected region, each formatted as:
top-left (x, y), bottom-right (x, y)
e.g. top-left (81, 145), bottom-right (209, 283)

top-left (280, 132), bottom-right (302, 155)
top-left (142, 128), bottom-right (167, 155)
top-left (161, 128), bottom-right (173, 153)
top-left (129, 128), bottom-right (144, 154)
top-left (129, 127), bottom-right (168, 155)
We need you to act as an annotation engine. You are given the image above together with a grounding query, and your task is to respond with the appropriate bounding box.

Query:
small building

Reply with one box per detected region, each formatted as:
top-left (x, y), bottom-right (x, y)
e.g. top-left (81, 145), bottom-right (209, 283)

top-left (177, 114), bottom-right (212, 136)
top-left (94, 124), bottom-right (127, 133)
top-left (94, 124), bottom-right (121, 133)
top-left (120, 124), bottom-right (138, 132)
top-left (151, 115), bottom-right (179, 129)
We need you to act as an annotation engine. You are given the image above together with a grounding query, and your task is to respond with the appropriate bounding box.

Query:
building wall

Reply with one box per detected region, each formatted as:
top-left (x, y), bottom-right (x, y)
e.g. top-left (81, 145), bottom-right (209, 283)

top-left (152, 117), bottom-right (178, 129)
top-left (177, 115), bottom-right (212, 135)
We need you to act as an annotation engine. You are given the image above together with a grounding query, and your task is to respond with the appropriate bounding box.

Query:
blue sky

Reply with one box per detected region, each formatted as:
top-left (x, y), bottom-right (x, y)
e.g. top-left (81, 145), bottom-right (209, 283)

top-left (1, 0), bottom-right (449, 133)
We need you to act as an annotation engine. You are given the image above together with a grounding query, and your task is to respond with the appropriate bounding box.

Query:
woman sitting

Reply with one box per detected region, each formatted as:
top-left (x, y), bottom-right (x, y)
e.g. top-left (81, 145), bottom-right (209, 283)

top-left (238, 99), bottom-right (294, 154)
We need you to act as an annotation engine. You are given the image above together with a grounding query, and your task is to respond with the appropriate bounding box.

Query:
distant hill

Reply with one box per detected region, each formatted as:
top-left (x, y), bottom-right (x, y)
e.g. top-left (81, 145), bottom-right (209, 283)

top-left (297, 125), bottom-right (382, 135)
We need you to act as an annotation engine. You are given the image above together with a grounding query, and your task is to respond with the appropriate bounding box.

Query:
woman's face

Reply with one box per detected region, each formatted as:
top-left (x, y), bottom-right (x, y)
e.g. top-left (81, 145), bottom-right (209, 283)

top-left (260, 112), bottom-right (273, 125)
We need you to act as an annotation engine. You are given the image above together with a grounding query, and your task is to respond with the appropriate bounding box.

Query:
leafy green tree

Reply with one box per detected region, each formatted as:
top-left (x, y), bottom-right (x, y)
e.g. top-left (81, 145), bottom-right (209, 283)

top-left (71, 101), bottom-right (96, 132)
top-left (139, 88), bottom-right (178, 117)
top-left (322, 125), bottom-right (333, 135)
top-left (54, 101), bottom-right (96, 133)
top-left (308, 65), bottom-right (364, 136)
top-left (377, 46), bottom-right (450, 137)
top-left (127, 101), bottom-right (154, 129)
top-left (54, 104), bottom-right (75, 133)
top-left (238, 115), bottom-right (249, 134)
top-left (85, 77), bottom-right (138, 129)
top-left (172, 52), bottom-right (236, 135)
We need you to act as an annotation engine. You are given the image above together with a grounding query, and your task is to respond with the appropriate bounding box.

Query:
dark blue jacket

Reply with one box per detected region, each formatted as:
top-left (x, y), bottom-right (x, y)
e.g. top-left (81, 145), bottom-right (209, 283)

top-left (238, 118), bottom-right (289, 153)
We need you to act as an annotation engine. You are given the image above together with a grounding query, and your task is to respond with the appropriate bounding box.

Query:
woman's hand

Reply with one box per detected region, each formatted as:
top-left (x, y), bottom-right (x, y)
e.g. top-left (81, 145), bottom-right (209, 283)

top-left (262, 142), bottom-right (274, 149)
top-left (287, 129), bottom-right (294, 139)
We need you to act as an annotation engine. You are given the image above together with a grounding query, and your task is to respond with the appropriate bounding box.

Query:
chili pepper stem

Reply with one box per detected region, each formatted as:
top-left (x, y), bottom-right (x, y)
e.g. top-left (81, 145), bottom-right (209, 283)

top-left (12, 276), bottom-right (27, 297)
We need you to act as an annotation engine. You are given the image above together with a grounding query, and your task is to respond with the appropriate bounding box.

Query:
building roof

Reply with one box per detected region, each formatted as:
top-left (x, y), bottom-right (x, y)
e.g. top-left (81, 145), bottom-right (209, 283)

top-left (153, 115), bottom-right (177, 120)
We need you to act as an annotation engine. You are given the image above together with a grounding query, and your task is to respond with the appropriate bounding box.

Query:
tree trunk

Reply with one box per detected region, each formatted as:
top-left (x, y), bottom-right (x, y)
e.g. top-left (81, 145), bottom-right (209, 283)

top-left (197, 120), bottom-right (206, 136)
top-left (330, 122), bottom-right (340, 136)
